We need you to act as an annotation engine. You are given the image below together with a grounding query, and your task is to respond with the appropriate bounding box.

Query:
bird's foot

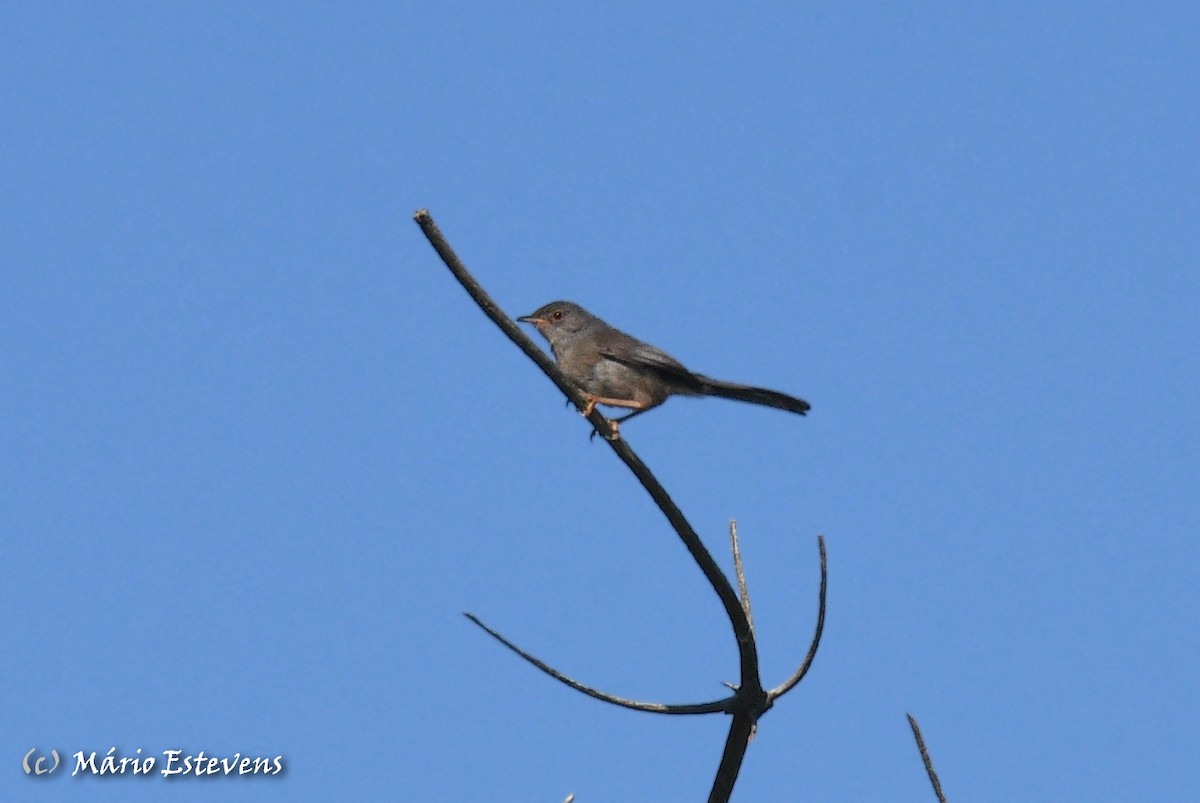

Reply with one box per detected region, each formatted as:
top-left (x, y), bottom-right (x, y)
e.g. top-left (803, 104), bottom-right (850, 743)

top-left (579, 398), bottom-right (620, 441)
top-left (588, 419), bottom-right (620, 442)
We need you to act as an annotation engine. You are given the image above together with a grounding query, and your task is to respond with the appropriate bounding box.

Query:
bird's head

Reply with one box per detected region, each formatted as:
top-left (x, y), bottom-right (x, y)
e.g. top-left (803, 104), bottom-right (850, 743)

top-left (517, 301), bottom-right (593, 341)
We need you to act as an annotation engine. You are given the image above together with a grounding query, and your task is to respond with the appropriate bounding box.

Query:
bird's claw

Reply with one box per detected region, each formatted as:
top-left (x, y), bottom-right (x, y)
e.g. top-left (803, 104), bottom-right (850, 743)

top-left (587, 419), bottom-right (620, 442)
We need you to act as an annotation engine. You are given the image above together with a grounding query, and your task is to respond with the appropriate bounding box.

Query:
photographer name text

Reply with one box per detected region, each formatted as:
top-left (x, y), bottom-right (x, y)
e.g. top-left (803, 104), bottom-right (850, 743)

top-left (71, 747), bottom-right (284, 778)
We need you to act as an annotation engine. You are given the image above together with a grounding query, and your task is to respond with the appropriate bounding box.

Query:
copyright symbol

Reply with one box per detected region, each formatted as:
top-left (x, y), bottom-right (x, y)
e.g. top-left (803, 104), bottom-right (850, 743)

top-left (23, 747), bottom-right (60, 776)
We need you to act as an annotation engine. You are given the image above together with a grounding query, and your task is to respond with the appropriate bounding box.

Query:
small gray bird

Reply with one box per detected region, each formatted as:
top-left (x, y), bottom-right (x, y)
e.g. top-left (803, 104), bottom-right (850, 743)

top-left (519, 301), bottom-right (809, 434)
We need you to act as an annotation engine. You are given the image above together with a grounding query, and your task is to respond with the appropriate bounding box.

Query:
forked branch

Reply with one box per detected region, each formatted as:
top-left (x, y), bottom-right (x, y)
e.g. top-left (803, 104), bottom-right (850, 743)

top-left (415, 209), bottom-right (826, 803)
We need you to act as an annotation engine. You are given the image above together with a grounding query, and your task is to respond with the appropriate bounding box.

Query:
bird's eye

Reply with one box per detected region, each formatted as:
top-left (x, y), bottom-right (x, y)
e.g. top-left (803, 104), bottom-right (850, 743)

top-left (551, 310), bottom-right (564, 321)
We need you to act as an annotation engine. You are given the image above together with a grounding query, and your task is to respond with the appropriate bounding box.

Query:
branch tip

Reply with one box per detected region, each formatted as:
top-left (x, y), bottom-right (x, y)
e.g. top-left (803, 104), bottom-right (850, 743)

top-left (907, 713), bottom-right (948, 803)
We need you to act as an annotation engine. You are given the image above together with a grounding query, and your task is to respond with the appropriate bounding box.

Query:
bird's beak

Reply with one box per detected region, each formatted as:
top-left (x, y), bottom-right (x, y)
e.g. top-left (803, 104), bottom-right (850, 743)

top-left (517, 314), bottom-right (543, 325)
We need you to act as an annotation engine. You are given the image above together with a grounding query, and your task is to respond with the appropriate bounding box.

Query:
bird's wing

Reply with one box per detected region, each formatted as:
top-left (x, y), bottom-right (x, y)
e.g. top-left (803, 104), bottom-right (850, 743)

top-left (598, 341), bottom-right (705, 390)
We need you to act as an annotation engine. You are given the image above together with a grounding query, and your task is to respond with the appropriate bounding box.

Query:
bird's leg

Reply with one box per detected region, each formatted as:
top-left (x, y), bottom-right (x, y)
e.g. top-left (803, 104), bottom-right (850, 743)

top-left (586, 407), bottom-right (650, 441)
top-left (579, 396), bottom-right (621, 441)
top-left (584, 395), bottom-right (649, 412)
top-left (583, 407), bottom-right (649, 439)
top-left (611, 407), bottom-right (652, 426)
top-left (580, 395), bottom-right (652, 442)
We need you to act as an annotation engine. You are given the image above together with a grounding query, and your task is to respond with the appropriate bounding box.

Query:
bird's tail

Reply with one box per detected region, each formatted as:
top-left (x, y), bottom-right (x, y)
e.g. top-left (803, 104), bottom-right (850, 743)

top-left (694, 375), bottom-right (810, 415)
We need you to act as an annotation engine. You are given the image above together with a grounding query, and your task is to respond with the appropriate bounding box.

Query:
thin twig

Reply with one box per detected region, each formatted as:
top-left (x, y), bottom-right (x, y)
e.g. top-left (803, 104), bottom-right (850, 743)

top-left (465, 613), bottom-right (730, 715)
top-left (768, 535), bottom-right (827, 699)
top-left (907, 713), bottom-right (948, 803)
top-left (729, 521), bottom-right (754, 636)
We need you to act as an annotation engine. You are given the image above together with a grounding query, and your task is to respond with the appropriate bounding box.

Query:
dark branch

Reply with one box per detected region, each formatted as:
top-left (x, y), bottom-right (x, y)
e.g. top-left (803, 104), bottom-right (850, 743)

top-left (768, 535), bottom-right (827, 700)
top-left (465, 613), bottom-right (730, 715)
top-left (907, 713), bottom-right (949, 803)
top-left (709, 713), bottom-right (758, 803)
top-left (601, 436), bottom-right (762, 689)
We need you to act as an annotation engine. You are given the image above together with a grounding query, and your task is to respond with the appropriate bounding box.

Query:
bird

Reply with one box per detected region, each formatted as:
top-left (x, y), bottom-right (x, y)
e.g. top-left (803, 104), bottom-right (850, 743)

top-left (518, 301), bottom-right (809, 436)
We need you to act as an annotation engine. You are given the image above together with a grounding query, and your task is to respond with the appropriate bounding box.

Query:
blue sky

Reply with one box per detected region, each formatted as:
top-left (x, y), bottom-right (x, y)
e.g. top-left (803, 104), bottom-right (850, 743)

top-left (3, 3), bottom-right (1197, 801)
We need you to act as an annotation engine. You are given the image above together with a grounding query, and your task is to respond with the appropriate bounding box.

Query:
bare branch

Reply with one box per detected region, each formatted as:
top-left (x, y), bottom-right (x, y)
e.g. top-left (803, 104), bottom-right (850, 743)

top-left (729, 520), bottom-right (754, 635)
top-left (907, 713), bottom-right (949, 803)
top-left (768, 535), bottom-right (827, 700)
top-left (603, 437), bottom-right (763, 691)
top-left (465, 613), bottom-right (730, 715)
